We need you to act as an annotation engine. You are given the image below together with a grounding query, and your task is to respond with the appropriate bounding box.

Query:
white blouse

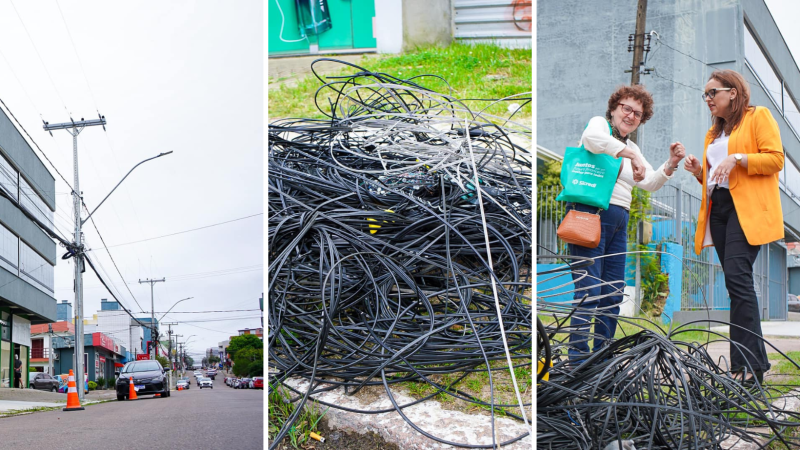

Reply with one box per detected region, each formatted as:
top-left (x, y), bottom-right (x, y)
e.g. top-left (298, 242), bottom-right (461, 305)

top-left (580, 116), bottom-right (674, 210)
top-left (706, 131), bottom-right (730, 189)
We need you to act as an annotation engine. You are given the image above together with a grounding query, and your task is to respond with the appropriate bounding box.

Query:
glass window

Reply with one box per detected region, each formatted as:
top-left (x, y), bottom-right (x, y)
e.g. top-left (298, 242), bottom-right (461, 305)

top-left (784, 87), bottom-right (800, 138)
top-left (19, 177), bottom-right (55, 231)
top-left (0, 153), bottom-right (18, 202)
top-left (0, 222), bottom-right (18, 276)
top-left (19, 241), bottom-right (53, 295)
top-left (785, 158), bottom-right (800, 199)
top-left (1, 340), bottom-right (9, 387)
top-left (745, 26), bottom-right (783, 109)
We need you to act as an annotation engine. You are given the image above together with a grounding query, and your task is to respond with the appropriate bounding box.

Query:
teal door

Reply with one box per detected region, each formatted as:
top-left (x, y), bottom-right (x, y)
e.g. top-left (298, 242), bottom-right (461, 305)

top-left (269, 0), bottom-right (377, 56)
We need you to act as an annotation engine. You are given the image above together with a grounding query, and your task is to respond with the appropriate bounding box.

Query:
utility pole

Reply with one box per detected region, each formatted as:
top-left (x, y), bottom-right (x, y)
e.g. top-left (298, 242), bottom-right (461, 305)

top-left (138, 278), bottom-right (165, 359)
top-left (628, 0), bottom-right (648, 144)
top-left (48, 324), bottom-right (54, 376)
top-left (44, 116), bottom-right (106, 402)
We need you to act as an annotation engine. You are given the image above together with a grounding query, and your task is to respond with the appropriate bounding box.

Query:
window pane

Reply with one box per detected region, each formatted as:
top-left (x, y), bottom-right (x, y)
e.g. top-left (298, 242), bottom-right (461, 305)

top-left (0, 153), bottom-right (18, 202)
top-left (784, 87), bottom-right (800, 138)
top-left (19, 177), bottom-right (55, 232)
top-left (0, 222), bottom-right (18, 276)
top-left (19, 241), bottom-right (53, 295)
top-left (785, 158), bottom-right (800, 200)
top-left (745, 26), bottom-right (783, 109)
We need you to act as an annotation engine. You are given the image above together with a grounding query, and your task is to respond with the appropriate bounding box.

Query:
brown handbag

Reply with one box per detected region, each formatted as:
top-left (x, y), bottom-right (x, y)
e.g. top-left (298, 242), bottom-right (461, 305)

top-left (557, 208), bottom-right (601, 248)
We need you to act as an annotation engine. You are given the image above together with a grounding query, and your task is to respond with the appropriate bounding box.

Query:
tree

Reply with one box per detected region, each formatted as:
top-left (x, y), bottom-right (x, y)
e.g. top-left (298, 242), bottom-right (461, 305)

top-left (184, 355), bottom-right (194, 367)
top-left (155, 355), bottom-right (170, 369)
top-left (232, 347), bottom-right (263, 378)
top-left (208, 355), bottom-right (220, 365)
top-left (227, 334), bottom-right (263, 360)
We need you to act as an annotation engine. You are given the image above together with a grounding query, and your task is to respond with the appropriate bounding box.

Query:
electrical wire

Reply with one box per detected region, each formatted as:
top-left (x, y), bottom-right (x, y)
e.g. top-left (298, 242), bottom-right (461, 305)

top-left (268, 59), bottom-right (532, 449)
top-left (537, 251), bottom-right (800, 449)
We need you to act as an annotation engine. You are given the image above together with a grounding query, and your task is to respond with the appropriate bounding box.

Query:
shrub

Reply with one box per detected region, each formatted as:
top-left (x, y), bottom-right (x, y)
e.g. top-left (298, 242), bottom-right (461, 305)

top-left (88, 381), bottom-right (97, 391)
top-left (96, 376), bottom-right (106, 389)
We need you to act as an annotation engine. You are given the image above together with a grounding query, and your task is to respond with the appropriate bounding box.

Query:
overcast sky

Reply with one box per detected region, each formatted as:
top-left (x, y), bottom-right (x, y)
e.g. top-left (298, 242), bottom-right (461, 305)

top-left (0, 1), bottom-right (263, 358)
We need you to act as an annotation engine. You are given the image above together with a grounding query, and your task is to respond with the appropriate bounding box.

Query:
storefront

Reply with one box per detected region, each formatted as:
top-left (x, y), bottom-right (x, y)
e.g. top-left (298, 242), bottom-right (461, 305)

top-left (0, 312), bottom-right (31, 388)
top-left (53, 332), bottom-right (126, 384)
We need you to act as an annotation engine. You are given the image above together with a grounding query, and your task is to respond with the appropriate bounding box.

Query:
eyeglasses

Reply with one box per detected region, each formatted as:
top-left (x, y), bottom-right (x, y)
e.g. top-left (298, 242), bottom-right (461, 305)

top-left (702, 88), bottom-right (732, 101)
top-left (619, 104), bottom-right (644, 121)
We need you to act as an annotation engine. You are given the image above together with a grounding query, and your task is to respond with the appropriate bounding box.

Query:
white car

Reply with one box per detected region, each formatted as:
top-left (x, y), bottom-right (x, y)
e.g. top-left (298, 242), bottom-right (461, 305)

top-left (199, 377), bottom-right (213, 389)
top-left (176, 380), bottom-right (189, 390)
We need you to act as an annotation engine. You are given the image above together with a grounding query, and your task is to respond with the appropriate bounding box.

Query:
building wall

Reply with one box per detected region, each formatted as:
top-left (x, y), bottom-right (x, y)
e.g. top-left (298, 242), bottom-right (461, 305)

top-left (402, 0), bottom-right (453, 51)
top-left (56, 301), bottom-right (72, 322)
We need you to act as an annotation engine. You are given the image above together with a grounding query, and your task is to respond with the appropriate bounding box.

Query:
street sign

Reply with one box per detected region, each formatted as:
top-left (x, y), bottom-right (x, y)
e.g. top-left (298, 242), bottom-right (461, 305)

top-left (136, 354), bottom-right (150, 361)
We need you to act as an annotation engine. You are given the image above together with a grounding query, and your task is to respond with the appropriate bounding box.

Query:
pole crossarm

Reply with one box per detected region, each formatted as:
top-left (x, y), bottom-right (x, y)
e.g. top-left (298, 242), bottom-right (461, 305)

top-left (43, 117), bottom-right (106, 132)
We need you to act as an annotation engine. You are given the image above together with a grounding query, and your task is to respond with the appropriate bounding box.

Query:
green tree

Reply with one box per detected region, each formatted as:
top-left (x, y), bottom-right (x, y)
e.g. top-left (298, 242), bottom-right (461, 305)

top-left (155, 355), bottom-right (170, 369)
top-left (184, 355), bottom-right (194, 367)
top-left (233, 347), bottom-right (263, 377)
top-left (227, 334), bottom-right (263, 360)
top-left (208, 355), bottom-right (220, 365)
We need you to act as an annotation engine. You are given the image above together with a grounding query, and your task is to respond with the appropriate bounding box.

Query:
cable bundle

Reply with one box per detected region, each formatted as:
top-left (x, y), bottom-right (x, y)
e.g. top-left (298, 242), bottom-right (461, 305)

top-left (537, 255), bottom-right (800, 449)
top-left (268, 59), bottom-right (532, 448)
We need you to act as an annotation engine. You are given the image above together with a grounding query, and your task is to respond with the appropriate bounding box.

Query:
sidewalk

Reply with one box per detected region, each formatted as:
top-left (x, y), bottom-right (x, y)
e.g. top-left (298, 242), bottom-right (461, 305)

top-left (0, 388), bottom-right (118, 413)
top-left (268, 54), bottom-right (371, 90)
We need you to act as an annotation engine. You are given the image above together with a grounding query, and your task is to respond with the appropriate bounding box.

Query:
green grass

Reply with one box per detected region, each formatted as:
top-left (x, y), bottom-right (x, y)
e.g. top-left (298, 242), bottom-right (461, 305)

top-left (268, 43), bottom-right (532, 121)
top-left (268, 383), bottom-right (330, 449)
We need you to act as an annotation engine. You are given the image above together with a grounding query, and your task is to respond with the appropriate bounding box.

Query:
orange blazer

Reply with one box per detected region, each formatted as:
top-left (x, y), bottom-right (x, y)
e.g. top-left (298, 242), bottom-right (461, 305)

top-left (694, 106), bottom-right (784, 255)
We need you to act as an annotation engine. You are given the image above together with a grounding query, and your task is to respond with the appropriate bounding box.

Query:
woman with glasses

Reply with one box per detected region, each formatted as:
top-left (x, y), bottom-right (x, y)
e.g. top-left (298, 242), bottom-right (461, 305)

top-left (684, 69), bottom-right (783, 384)
top-left (567, 85), bottom-right (685, 359)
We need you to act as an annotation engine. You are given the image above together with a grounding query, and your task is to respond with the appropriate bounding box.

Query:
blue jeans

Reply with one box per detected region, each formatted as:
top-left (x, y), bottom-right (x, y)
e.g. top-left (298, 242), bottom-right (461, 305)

top-left (566, 203), bottom-right (629, 359)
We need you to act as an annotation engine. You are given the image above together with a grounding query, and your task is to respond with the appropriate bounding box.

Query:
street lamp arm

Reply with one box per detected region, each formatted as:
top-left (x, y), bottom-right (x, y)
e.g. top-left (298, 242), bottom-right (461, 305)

top-left (82, 151), bottom-right (173, 225)
top-left (158, 297), bottom-right (194, 323)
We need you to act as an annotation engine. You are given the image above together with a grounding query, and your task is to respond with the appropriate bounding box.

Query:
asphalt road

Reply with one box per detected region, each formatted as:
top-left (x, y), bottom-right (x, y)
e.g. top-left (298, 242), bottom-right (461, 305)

top-left (0, 373), bottom-right (263, 449)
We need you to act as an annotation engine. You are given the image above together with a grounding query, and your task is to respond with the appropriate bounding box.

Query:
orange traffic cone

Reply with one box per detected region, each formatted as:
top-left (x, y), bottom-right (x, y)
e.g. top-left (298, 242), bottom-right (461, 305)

top-left (128, 376), bottom-right (138, 400)
top-left (62, 370), bottom-right (84, 411)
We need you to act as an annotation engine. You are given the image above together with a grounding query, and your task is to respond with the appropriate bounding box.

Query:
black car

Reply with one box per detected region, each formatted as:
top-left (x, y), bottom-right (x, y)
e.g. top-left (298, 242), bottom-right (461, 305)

top-left (29, 372), bottom-right (60, 392)
top-left (115, 360), bottom-right (170, 400)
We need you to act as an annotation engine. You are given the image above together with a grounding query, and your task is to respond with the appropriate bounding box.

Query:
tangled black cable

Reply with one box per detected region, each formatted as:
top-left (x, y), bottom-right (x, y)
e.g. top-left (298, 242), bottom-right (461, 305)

top-left (537, 252), bottom-right (800, 449)
top-left (268, 59), bottom-right (532, 449)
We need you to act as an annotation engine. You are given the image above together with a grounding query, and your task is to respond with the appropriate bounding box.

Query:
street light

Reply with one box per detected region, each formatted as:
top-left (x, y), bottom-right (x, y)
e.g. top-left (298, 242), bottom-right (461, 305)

top-left (158, 297), bottom-right (194, 323)
top-left (57, 147), bottom-right (173, 403)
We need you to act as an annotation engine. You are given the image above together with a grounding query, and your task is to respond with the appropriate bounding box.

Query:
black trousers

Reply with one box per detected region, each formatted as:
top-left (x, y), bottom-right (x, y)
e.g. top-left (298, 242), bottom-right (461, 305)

top-left (709, 187), bottom-right (771, 373)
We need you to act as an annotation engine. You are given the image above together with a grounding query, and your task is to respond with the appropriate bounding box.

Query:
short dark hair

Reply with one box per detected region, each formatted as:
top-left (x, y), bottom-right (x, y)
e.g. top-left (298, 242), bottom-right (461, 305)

top-left (605, 85), bottom-right (655, 124)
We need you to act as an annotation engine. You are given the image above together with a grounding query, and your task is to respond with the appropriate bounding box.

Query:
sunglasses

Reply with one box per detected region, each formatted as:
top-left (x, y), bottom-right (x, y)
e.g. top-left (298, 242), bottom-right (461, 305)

top-left (619, 104), bottom-right (643, 121)
top-left (702, 88), bottom-right (732, 101)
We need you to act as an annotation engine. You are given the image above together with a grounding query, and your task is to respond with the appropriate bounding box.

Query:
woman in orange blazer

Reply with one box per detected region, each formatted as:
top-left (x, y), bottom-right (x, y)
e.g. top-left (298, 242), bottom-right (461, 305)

top-left (684, 69), bottom-right (783, 384)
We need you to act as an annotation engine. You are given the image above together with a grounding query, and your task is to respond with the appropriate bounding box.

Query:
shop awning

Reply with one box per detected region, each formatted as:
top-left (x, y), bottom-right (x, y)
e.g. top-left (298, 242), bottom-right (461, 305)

top-left (114, 363), bottom-right (125, 368)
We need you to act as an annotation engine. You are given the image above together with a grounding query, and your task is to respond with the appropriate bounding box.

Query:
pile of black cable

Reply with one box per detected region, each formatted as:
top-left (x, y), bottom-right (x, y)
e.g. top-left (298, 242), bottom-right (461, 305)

top-left (537, 257), bottom-right (800, 450)
top-left (268, 59), bottom-right (532, 448)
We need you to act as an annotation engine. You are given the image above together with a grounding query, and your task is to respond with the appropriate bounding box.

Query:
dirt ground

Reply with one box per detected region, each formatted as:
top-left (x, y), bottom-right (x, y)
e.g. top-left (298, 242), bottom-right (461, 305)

top-left (271, 416), bottom-right (401, 450)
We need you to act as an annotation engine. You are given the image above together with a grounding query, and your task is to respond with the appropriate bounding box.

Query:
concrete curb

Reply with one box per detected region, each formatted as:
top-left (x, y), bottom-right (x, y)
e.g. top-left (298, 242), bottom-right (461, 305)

top-left (284, 378), bottom-right (531, 450)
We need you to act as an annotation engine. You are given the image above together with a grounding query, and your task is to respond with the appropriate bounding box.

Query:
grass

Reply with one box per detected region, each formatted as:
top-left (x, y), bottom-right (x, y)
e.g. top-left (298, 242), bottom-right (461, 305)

top-left (268, 383), bottom-right (329, 449)
top-left (0, 405), bottom-right (61, 418)
top-left (268, 43), bottom-right (532, 121)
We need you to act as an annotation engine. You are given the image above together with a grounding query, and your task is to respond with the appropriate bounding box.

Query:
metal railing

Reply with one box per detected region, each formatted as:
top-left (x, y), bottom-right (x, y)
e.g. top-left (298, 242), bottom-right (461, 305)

top-left (536, 182), bottom-right (737, 312)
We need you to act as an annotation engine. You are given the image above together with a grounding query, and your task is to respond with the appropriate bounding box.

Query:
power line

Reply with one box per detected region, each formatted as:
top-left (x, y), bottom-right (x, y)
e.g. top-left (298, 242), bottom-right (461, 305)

top-left (86, 213), bottom-right (264, 250)
top-left (9, 0), bottom-right (68, 111)
top-left (54, 0), bottom-right (98, 111)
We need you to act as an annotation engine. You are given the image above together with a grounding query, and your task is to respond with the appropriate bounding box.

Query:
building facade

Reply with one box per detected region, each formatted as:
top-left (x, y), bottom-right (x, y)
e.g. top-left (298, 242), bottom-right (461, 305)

top-left (0, 104), bottom-right (58, 388)
top-left (52, 332), bottom-right (126, 383)
top-left (30, 321), bottom-right (75, 375)
top-left (538, 0), bottom-right (798, 322)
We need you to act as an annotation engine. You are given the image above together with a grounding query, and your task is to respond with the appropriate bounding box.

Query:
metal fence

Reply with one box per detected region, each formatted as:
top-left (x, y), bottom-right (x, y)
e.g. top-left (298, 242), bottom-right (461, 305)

top-left (536, 182), bottom-right (787, 315)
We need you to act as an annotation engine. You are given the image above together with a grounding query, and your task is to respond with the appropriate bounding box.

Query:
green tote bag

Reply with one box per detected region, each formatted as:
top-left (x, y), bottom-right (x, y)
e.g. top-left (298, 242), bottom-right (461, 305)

top-left (555, 120), bottom-right (623, 210)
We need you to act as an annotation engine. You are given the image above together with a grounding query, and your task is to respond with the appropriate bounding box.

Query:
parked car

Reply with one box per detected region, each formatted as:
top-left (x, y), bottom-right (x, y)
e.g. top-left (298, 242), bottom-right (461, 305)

top-left (29, 372), bottom-right (60, 392)
top-left (176, 379), bottom-right (189, 390)
top-left (239, 378), bottom-right (252, 389)
top-left (115, 360), bottom-right (170, 400)
top-left (199, 377), bottom-right (213, 389)
top-left (789, 294), bottom-right (800, 313)
top-left (252, 377), bottom-right (263, 389)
